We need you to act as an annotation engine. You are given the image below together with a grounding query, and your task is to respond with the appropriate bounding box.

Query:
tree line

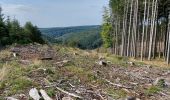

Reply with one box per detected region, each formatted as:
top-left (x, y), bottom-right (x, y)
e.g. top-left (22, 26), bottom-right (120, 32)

top-left (101, 0), bottom-right (170, 63)
top-left (0, 7), bottom-right (44, 46)
top-left (41, 25), bottom-right (102, 50)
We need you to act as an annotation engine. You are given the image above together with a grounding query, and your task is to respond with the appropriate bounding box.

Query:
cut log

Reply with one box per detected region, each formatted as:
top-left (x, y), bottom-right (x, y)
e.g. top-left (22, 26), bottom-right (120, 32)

top-left (6, 97), bottom-right (18, 100)
top-left (13, 53), bottom-right (17, 57)
top-left (98, 61), bottom-right (107, 66)
top-left (40, 89), bottom-right (53, 100)
top-left (54, 60), bottom-right (70, 65)
top-left (127, 62), bottom-right (135, 66)
top-left (29, 88), bottom-right (41, 100)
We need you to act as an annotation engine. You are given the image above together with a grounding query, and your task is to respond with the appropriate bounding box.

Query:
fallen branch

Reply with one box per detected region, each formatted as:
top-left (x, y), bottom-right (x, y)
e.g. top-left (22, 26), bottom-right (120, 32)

top-left (159, 91), bottom-right (170, 97)
top-left (56, 86), bottom-right (83, 99)
top-left (86, 90), bottom-right (105, 100)
top-left (5, 97), bottom-right (18, 100)
top-left (69, 83), bottom-right (75, 88)
top-left (159, 92), bottom-right (167, 96)
top-left (104, 79), bottom-right (132, 89)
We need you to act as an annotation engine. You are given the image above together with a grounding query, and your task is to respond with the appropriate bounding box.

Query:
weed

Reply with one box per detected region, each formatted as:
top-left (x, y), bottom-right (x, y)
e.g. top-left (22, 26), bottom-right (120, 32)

top-left (0, 81), bottom-right (6, 90)
top-left (0, 50), bottom-right (11, 60)
top-left (8, 77), bottom-right (35, 95)
top-left (145, 86), bottom-right (161, 95)
top-left (157, 79), bottom-right (165, 88)
top-left (64, 66), bottom-right (97, 83)
top-left (106, 88), bottom-right (127, 99)
top-left (105, 55), bottom-right (128, 66)
top-left (47, 88), bottom-right (56, 97)
top-left (45, 68), bottom-right (54, 75)
top-left (0, 66), bottom-right (8, 81)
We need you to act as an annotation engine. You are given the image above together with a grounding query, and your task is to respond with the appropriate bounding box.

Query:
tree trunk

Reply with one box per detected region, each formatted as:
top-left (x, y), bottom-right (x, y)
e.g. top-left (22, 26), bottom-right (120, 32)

top-left (166, 13), bottom-right (170, 64)
top-left (148, 0), bottom-right (157, 60)
top-left (145, 0), bottom-right (151, 58)
top-left (141, 0), bottom-right (147, 60)
top-left (127, 0), bottom-right (134, 57)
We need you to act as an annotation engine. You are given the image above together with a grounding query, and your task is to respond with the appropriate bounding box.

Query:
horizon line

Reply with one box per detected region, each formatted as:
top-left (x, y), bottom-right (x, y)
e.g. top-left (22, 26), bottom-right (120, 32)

top-left (39, 24), bottom-right (101, 29)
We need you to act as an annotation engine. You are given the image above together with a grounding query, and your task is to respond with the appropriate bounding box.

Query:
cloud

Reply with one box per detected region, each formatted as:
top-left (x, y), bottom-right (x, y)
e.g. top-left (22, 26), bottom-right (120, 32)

top-left (0, 2), bottom-right (34, 15)
top-left (0, 0), bottom-right (108, 27)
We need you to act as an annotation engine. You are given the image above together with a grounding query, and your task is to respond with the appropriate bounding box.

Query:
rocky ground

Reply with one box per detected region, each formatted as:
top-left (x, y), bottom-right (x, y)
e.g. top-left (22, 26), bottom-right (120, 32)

top-left (0, 44), bottom-right (170, 100)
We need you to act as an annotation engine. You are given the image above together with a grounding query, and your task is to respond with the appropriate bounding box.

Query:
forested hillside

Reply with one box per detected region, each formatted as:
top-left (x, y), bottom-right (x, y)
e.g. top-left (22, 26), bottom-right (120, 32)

top-left (101, 0), bottom-right (170, 63)
top-left (40, 25), bottom-right (102, 49)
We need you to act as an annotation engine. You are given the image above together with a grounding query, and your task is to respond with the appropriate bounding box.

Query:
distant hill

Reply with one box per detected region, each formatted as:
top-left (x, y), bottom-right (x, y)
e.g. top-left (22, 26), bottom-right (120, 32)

top-left (40, 25), bottom-right (102, 49)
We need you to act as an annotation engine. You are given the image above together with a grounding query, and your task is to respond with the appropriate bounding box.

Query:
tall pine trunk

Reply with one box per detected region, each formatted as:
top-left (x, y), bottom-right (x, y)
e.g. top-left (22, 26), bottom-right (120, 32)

top-left (141, 0), bottom-right (147, 60)
top-left (127, 0), bottom-right (134, 57)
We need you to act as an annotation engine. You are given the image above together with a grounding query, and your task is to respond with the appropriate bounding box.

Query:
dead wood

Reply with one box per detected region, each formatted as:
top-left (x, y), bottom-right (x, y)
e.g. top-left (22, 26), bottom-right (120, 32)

top-left (104, 79), bottom-right (132, 89)
top-left (56, 86), bottom-right (83, 99)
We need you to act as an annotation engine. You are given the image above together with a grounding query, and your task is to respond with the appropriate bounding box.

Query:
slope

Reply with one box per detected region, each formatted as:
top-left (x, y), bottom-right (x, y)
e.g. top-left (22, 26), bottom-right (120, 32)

top-left (40, 25), bottom-right (102, 49)
top-left (0, 44), bottom-right (170, 100)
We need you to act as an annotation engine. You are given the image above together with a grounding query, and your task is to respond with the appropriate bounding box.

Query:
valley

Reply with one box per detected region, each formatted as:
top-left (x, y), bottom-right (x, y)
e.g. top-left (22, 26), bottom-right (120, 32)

top-left (40, 25), bottom-right (102, 49)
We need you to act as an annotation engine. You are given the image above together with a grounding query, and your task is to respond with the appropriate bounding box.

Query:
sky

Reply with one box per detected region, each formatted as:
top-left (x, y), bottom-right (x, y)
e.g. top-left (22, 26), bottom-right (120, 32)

top-left (0, 0), bottom-right (109, 28)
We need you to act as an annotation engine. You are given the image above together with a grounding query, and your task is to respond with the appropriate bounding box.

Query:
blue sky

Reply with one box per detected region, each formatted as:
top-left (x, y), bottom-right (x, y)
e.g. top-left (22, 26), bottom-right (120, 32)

top-left (0, 0), bottom-right (109, 28)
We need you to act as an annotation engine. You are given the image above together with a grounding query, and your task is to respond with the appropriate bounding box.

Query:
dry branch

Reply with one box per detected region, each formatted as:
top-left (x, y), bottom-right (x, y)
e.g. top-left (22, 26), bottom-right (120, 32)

top-left (56, 86), bottom-right (83, 99)
top-left (104, 79), bottom-right (132, 89)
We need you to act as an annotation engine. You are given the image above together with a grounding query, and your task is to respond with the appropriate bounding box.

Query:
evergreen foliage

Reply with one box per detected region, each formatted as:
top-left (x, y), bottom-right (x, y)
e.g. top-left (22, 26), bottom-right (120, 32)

top-left (40, 25), bottom-right (102, 49)
top-left (100, 7), bottom-right (112, 48)
top-left (0, 7), bottom-right (44, 46)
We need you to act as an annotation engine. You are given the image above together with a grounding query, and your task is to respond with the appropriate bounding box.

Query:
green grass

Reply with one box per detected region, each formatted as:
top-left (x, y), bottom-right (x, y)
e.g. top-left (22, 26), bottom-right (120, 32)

top-left (0, 60), bottom-right (40, 96)
top-left (0, 50), bottom-right (11, 60)
top-left (156, 79), bottom-right (166, 88)
top-left (145, 86), bottom-right (161, 96)
top-left (9, 77), bottom-right (34, 95)
top-left (105, 55), bottom-right (129, 66)
top-left (47, 88), bottom-right (56, 97)
top-left (106, 88), bottom-right (127, 99)
top-left (0, 76), bottom-right (36, 96)
top-left (64, 66), bottom-right (97, 83)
